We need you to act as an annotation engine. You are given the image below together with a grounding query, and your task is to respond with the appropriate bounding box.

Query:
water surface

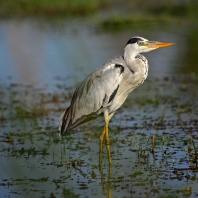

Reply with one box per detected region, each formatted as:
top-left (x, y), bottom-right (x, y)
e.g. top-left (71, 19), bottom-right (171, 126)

top-left (0, 18), bottom-right (198, 198)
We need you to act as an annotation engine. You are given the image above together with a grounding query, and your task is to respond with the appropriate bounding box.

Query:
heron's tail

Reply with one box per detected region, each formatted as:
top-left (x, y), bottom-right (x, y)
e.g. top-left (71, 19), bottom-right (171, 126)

top-left (59, 107), bottom-right (72, 136)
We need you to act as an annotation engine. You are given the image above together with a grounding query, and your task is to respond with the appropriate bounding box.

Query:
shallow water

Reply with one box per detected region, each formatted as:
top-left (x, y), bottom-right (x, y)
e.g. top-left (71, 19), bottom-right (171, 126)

top-left (0, 19), bottom-right (198, 198)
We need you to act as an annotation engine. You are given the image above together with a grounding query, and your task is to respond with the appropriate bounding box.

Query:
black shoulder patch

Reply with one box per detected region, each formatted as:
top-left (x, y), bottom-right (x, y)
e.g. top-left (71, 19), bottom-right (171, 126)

top-left (108, 85), bottom-right (119, 104)
top-left (115, 64), bottom-right (124, 75)
top-left (126, 37), bottom-right (143, 45)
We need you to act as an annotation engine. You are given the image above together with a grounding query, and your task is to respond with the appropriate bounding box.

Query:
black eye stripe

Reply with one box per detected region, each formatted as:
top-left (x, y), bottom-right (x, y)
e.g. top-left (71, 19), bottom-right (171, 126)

top-left (126, 37), bottom-right (143, 45)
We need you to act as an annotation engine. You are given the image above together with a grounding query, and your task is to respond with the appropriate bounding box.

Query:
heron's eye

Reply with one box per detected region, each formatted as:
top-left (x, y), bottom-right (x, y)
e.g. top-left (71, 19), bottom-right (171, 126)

top-left (137, 41), bottom-right (141, 45)
top-left (137, 41), bottom-right (147, 46)
top-left (137, 41), bottom-right (144, 46)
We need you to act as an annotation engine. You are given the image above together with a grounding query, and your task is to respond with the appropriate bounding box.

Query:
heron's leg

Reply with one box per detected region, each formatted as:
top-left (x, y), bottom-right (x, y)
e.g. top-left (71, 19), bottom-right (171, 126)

top-left (104, 109), bottom-right (110, 144)
top-left (104, 108), bottom-right (112, 165)
top-left (99, 126), bottom-right (106, 165)
top-left (100, 127), bottom-right (106, 146)
top-left (99, 110), bottom-right (114, 166)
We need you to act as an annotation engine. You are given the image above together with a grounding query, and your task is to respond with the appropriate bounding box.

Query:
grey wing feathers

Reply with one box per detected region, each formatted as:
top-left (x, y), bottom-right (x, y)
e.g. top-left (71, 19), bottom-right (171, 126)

top-left (59, 56), bottom-right (125, 135)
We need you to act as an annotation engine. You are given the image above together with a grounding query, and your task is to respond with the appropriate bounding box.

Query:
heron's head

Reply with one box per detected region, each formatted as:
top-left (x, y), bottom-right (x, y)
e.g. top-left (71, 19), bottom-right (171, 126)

top-left (124, 36), bottom-right (174, 57)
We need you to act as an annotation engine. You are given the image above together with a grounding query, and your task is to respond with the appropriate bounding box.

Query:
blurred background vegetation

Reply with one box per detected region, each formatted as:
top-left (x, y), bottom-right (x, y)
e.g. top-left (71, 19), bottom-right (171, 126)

top-left (0, 0), bottom-right (197, 21)
top-left (0, 0), bottom-right (109, 17)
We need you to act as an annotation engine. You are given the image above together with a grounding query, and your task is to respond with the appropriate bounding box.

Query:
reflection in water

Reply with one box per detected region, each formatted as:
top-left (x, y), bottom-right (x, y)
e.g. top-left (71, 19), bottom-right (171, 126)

top-left (100, 163), bottom-right (112, 198)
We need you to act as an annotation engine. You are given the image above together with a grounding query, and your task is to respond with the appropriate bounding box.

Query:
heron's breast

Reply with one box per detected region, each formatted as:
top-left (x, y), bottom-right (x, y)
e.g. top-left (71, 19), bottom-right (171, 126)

top-left (128, 58), bottom-right (148, 89)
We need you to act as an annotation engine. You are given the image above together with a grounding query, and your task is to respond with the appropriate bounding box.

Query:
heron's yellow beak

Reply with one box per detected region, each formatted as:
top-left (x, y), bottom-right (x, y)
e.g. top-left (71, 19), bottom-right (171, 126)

top-left (146, 41), bottom-right (174, 48)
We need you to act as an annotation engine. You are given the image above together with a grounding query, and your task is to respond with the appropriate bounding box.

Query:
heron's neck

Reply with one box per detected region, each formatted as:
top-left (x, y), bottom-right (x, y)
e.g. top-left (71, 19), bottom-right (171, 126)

top-left (124, 48), bottom-right (138, 67)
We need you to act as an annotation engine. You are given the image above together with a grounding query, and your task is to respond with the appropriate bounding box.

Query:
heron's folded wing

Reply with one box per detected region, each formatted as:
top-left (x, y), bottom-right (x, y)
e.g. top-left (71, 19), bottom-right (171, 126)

top-left (70, 60), bottom-right (125, 122)
top-left (59, 57), bottom-right (126, 133)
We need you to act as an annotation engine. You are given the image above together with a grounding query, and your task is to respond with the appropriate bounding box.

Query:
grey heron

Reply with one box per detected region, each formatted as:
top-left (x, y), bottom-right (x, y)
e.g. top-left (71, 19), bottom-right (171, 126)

top-left (59, 36), bottom-right (174, 163)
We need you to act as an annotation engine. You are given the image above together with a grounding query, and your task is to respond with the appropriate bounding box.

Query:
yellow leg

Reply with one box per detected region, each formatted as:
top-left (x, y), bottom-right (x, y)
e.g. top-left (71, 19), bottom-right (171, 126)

top-left (105, 121), bottom-right (112, 165)
top-left (104, 109), bottom-right (112, 165)
top-left (100, 127), bottom-right (106, 148)
top-left (99, 126), bottom-right (106, 165)
top-left (99, 109), bottom-right (112, 165)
